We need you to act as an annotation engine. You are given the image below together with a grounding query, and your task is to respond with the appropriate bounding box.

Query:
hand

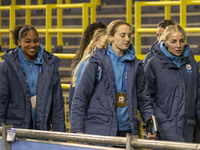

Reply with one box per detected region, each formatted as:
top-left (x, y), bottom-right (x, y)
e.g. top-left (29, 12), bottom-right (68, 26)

top-left (147, 132), bottom-right (157, 140)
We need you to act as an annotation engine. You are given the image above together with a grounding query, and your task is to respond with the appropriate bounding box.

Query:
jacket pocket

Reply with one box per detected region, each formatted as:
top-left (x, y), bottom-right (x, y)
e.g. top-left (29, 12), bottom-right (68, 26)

top-left (6, 119), bottom-right (22, 126)
top-left (86, 114), bottom-right (110, 135)
top-left (153, 104), bottom-right (167, 124)
top-left (186, 119), bottom-right (196, 125)
top-left (87, 114), bottom-right (110, 124)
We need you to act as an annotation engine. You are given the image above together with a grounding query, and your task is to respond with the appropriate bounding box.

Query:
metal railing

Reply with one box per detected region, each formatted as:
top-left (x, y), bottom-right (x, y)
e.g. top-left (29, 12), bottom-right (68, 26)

top-left (1, 124), bottom-right (200, 150)
top-left (0, 0), bottom-right (97, 51)
top-left (0, 0), bottom-right (98, 90)
top-left (127, 0), bottom-right (200, 62)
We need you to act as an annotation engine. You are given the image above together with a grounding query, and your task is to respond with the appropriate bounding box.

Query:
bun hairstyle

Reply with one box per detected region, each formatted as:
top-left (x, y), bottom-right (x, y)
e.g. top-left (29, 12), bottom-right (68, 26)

top-left (11, 25), bottom-right (38, 46)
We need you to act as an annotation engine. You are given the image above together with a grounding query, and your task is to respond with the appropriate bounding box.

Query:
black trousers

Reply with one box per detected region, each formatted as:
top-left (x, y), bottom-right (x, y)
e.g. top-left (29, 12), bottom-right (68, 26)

top-left (117, 129), bottom-right (132, 137)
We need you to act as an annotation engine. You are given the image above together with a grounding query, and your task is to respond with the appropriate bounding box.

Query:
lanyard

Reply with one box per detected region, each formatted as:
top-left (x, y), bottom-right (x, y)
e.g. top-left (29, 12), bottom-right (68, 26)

top-left (107, 51), bottom-right (127, 92)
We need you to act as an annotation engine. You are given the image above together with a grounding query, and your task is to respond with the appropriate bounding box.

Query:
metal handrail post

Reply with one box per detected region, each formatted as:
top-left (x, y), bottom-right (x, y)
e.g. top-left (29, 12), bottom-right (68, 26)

top-left (82, 3), bottom-right (89, 31)
top-left (164, 0), bottom-right (171, 19)
top-left (66, 0), bottom-right (71, 4)
top-left (180, 0), bottom-right (187, 43)
top-left (180, 0), bottom-right (187, 29)
top-left (90, 0), bottom-right (96, 23)
top-left (46, 5), bottom-right (52, 52)
top-left (126, 134), bottom-right (138, 150)
top-left (0, 0), bottom-right (1, 47)
top-left (26, 0), bottom-right (31, 25)
top-left (126, 0), bottom-right (132, 27)
top-left (2, 124), bottom-right (13, 150)
top-left (0, 127), bottom-right (2, 134)
top-left (57, 0), bottom-right (63, 46)
top-left (38, 0), bottom-right (42, 4)
top-left (9, 1), bottom-right (16, 49)
top-left (134, 1), bottom-right (142, 54)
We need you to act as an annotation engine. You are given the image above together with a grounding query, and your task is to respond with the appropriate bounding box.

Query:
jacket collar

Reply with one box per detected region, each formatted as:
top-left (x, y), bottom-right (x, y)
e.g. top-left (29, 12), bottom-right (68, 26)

top-left (153, 42), bottom-right (191, 69)
top-left (2, 46), bottom-right (58, 66)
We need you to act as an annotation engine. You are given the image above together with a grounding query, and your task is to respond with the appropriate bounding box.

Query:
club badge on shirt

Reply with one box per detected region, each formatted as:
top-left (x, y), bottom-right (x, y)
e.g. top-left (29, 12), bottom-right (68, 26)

top-left (186, 64), bottom-right (192, 74)
top-left (186, 64), bottom-right (192, 71)
top-left (117, 93), bottom-right (126, 107)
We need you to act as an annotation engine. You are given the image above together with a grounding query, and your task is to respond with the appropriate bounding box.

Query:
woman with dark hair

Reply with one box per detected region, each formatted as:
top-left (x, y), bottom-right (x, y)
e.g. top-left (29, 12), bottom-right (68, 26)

top-left (143, 20), bottom-right (176, 66)
top-left (69, 22), bottom-right (106, 113)
top-left (70, 22), bottom-right (106, 68)
top-left (0, 25), bottom-right (65, 131)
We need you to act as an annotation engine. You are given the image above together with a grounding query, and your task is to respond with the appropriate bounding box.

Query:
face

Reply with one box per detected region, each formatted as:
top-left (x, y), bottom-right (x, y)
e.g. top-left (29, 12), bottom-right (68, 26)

top-left (164, 31), bottom-right (185, 56)
top-left (109, 24), bottom-right (131, 56)
top-left (156, 27), bottom-right (165, 41)
top-left (18, 30), bottom-right (40, 60)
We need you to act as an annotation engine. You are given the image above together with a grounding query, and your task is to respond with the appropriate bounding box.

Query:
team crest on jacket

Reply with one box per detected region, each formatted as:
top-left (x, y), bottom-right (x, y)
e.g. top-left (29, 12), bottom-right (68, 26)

top-left (186, 64), bottom-right (191, 70)
top-left (186, 64), bottom-right (192, 74)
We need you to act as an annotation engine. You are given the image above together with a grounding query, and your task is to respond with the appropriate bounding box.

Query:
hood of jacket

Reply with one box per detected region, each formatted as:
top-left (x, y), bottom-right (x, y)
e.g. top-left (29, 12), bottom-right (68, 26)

top-left (90, 44), bottom-right (136, 64)
top-left (149, 40), bottom-right (159, 53)
top-left (160, 41), bottom-right (191, 68)
top-left (2, 46), bottom-right (60, 70)
top-left (107, 44), bottom-right (136, 62)
top-left (152, 42), bottom-right (192, 69)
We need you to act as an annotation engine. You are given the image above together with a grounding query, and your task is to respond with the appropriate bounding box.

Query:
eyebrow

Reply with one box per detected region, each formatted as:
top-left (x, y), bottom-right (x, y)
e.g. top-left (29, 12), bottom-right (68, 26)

top-left (24, 37), bottom-right (39, 40)
top-left (170, 38), bottom-right (185, 41)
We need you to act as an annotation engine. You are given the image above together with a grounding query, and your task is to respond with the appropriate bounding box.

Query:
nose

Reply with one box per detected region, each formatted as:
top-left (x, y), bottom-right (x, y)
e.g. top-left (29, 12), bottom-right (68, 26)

top-left (125, 35), bottom-right (130, 41)
top-left (30, 42), bottom-right (35, 47)
top-left (177, 42), bottom-right (181, 48)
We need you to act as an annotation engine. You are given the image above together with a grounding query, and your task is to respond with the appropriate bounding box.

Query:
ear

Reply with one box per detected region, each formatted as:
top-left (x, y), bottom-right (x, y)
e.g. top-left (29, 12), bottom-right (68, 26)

top-left (163, 40), bottom-right (168, 47)
top-left (92, 38), bottom-right (96, 45)
top-left (17, 39), bottom-right (21, 46)
top-left (108, 34), bottom-right (114, 43)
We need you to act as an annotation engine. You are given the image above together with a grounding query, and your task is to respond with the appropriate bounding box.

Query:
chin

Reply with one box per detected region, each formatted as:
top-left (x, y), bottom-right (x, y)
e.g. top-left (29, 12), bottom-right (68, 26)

top-left (122, 46), bottom-right (129, 50)
top-left (175, 54), bottom-right (182, 57)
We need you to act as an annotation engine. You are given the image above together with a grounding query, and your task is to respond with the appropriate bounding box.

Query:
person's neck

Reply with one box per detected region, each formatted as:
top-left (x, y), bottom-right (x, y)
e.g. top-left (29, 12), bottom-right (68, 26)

top-left (23, 53), bottom-right (37, 61)
top-left (29, 56), bottom-right (37, 61)
top-left (112, 46), bottom-right (124, 57)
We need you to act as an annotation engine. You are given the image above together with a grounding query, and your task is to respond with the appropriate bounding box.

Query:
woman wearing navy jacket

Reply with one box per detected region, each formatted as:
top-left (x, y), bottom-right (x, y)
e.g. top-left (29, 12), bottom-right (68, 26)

top-left (71, 20), bottom-right (156, 138)
top-left (144, 24), bottom-right (200, 142)
top-left (0, 25), bottom-right (65, 131)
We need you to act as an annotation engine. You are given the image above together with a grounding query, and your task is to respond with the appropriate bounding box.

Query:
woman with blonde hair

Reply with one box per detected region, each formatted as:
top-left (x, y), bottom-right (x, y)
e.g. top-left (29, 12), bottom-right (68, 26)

top-left (69, 29), bottom-right (106, 113)
top-left (144, 24), bottom-right (200, 142)
top-left (69, 23), bottom-right (106, 112)
top-left (71, 20), bottom-right (156, 138)
top-left (72, 28), bottom-right (107, 87)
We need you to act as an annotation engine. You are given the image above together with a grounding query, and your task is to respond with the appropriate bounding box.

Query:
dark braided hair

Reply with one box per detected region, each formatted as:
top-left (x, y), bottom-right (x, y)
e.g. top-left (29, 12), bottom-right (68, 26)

top-left (71, 22), bottom-right (106, 68)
